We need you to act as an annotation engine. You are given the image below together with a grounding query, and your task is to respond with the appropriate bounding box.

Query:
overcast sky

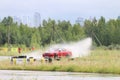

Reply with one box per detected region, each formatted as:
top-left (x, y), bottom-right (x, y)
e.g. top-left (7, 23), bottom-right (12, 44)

top-left (0, 0), bottom-right (120, 24)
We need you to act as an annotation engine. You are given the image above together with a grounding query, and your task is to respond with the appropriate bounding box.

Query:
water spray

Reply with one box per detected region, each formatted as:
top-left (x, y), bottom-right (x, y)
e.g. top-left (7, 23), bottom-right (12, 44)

top-left (48, 37), bottom-right (92, 58)
top-left (26, 37), bottom-right (92, 59)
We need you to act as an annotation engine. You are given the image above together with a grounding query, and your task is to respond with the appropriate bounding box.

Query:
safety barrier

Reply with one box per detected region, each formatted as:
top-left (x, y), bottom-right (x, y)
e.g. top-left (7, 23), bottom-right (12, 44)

top-left (0, 47), bottom-right (35, 53)
top-left (11, 56), bottom-right (36, 64)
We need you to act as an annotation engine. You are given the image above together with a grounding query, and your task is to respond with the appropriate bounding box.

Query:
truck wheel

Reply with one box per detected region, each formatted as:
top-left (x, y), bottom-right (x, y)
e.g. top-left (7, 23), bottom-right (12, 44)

top-left (54, 53), bottom-right (58, 60)
top-left (66, 54), bottom-right (70, 58)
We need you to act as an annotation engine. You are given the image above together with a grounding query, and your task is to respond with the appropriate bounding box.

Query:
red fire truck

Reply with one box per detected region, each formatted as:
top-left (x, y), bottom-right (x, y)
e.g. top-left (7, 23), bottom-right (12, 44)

top-left (42, 48), bottom-right (72, 60)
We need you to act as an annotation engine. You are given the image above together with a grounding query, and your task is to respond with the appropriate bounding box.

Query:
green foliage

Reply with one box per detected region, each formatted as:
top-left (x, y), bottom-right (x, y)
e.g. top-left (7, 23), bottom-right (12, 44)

top-left (0, 16), bottom-right (120, 47)
top-left (84, 16), bottom-right (120, 46)
top-left (30, 28), bottom-right (41, 48)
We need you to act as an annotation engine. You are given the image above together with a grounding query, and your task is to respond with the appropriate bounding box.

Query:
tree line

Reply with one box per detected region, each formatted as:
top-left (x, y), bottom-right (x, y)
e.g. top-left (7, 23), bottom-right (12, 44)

top-left (0, 16), bottom-right (120, 48)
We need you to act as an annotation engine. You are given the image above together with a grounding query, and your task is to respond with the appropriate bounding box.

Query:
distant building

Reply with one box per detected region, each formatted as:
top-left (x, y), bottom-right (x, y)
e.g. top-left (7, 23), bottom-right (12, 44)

top-left (0, 17), bottom-right (2, 22)
top-left (34, 12), bottom-right (41, 27)
top-left (22, 16), bottom-right (28, 25)
top-left (13, 16), bottom-right (22, 25)
top-left (118, 16), bottom-right (120, 20)
top-left (76, 17), bottom-right (84, 26)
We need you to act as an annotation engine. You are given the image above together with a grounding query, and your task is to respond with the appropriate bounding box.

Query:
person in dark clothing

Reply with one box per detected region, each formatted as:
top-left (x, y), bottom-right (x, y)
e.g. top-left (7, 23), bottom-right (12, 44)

top-left (48, 57), bottom-right (52, 63)
top-left (54, 53), bottom-right (58, 60)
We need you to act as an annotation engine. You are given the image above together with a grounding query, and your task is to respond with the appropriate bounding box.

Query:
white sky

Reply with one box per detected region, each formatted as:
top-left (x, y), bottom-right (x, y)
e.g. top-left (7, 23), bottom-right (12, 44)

top-left (0, 0), bottom-right (120, 24)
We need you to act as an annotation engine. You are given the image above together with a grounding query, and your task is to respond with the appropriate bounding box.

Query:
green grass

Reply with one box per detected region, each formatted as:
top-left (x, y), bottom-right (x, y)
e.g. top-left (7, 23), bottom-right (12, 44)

top-left (0, 49), bottom-right (120, 74)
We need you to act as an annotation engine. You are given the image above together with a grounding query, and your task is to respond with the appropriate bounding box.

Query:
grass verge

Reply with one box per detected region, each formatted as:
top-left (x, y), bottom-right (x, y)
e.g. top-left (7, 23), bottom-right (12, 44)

top-left (0, 49), bottom-right (120, 74)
